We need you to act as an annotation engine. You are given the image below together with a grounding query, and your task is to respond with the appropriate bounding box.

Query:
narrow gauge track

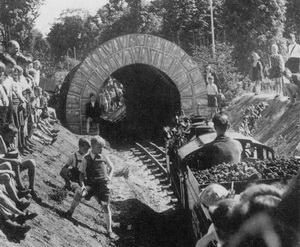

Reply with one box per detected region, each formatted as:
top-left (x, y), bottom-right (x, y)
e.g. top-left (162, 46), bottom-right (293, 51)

top-left (130, 140), bottom-right (178, 205)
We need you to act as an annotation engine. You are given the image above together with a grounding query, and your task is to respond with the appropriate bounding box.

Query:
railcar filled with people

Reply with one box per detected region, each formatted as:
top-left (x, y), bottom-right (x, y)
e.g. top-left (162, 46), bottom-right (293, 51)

top-left (164, 113), bottom-right (299, 244)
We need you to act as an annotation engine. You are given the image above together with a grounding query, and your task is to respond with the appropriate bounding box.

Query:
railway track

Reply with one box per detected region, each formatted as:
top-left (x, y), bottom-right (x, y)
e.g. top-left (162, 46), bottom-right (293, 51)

top-left (130, 140), bottom-right (178, 204)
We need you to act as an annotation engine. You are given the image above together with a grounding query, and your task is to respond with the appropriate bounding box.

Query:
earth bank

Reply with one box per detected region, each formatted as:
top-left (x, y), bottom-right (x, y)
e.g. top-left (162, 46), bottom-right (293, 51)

top-left (0, 92), bottom-right (298, 246)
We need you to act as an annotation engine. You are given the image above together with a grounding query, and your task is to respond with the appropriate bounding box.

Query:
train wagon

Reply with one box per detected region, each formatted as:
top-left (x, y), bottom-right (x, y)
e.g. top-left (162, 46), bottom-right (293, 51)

top-left (166, 129), bottom-right (277, 243)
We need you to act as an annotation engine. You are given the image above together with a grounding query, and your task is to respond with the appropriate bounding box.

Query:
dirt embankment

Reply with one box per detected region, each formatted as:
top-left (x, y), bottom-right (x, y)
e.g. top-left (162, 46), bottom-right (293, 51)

top-left (0, 126), bottom-right (191, 247)
top-left (227, 93), bottom-right (300, 157)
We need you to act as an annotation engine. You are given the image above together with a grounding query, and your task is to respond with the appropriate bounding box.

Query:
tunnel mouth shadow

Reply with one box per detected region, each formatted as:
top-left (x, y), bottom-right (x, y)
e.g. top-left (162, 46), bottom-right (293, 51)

top-left (101, 63), bottom-right (181, 142)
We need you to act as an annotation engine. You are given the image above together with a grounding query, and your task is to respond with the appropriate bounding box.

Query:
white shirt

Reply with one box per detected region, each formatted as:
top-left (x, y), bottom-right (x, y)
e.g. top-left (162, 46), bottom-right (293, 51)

top-left (0, 85), bottom-right (9, 106)
top-left (207, 83), bottom-right (218, 95)
top-left (2, 76), bottom-right (14, 98)
top-left (20, 75), bottom-right (30, 92)
top-left (288, 43), bottom-right (300, 58)
top-left (12, 81), bottom-right (26, 102)
top-left (66, 151), bottom-right (85, 168)
top-left (34, 69), bottom-right (40, 86)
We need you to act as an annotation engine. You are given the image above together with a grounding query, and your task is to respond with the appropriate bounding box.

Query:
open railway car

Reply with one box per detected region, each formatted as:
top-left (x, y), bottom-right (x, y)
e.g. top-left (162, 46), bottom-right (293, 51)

top-left (165, 118), bottom-right (276, 243)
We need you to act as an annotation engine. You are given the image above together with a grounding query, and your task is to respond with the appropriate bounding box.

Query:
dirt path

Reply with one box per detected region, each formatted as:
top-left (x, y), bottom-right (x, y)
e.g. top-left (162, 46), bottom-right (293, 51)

top-left (0, 128), bottom-right (192, 247)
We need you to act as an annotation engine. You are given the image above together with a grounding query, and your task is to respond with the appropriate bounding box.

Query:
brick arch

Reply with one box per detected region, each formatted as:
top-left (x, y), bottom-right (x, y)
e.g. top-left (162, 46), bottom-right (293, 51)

top-left (65, 34), bottom-right (206, 133)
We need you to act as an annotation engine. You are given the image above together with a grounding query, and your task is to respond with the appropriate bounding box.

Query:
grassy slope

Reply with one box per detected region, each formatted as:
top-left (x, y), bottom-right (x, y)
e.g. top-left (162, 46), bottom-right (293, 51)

top-left (228, 93), bottom-right (300, 157)
top-left (0, 125), bottom-right (186, 247)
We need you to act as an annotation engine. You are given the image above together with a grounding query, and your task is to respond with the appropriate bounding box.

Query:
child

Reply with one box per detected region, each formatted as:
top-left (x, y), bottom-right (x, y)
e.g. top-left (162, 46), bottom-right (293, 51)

top-left (206, 75), bottom-right (219, 120)
top-left (249, 52), bottom-right (263, 95)
top-left (0, 53), bottom-right (16, 125)
top-left (268, 44), bottom-right (285, 98)
top-left (59, 137), bottom-right (90, 191)
top-left (0, 62), bottom-right (9, 127)
top-left (64, 136), bottom-right (117, 240)
top-left (86, 93), bottom-right (101, 135)
top-left (0, 123), bottom-right (41, 201)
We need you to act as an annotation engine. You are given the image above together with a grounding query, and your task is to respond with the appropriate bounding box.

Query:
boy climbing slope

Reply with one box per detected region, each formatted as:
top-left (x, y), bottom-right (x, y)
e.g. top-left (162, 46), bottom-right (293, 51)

top-left (63, 136), bottom-right (117, 240)
top-left (59, 137), bottom-right (90, 191)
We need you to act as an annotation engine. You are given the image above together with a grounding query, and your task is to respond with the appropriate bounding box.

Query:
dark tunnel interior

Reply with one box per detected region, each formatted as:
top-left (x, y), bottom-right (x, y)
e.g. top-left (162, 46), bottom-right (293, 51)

top-left (111, 64), bottom-right (181, 141)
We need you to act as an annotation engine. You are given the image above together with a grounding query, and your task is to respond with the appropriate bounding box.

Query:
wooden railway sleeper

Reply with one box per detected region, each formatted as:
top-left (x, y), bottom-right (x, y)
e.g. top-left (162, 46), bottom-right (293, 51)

top-left (154, 172), bottom-right (164, 178)
top-left (161, 185), bottom-right (171, 190)
top-left (152, 154), bottom-right (163, 158)
top-left (158, 178), bottom-right (169, 184)
top-left (150, 168), bottom-right (160, 173)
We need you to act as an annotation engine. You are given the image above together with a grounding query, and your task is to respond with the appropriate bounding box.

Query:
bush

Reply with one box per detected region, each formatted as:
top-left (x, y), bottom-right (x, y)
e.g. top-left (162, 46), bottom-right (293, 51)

top-left (192, 42), bottom-right (247, 101)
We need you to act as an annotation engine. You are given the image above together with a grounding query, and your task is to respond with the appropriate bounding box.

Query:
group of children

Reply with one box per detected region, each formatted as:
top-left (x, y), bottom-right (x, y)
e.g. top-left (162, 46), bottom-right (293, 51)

top-left (60, 135), bottom-right (117, 240)
top-left (0, 40), bottom-right (59, 156)
top-left (0, 39), bottom-right (61, 236)
top-left (249, 33), bottom-right (300, 104)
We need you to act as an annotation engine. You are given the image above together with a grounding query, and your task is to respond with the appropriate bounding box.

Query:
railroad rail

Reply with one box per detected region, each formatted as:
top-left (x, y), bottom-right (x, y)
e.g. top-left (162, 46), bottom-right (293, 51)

top-left (130, 140), bottom-right (178, 204)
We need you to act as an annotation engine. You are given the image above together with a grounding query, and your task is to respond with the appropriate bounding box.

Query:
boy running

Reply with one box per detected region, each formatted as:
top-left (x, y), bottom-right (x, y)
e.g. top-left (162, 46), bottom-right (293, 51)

top-left (59, 137), bottom-right (90, 191)
top-left (64, 136), bottom-right (117, 239)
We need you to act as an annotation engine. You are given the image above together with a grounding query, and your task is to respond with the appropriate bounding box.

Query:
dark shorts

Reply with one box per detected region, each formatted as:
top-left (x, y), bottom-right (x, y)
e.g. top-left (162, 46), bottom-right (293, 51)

top-left (88, 116), bottom-right (100, 124)
top-left (268, 66), bottom-right (283, 79)
top-left (286, 58), bottom-right (300, 74)
top-left (69, 167), bottom-right (80, 183)
top-left (84, 179), bottom-right (110, 204)
top-left (207, 95), bottom-right (218, 107)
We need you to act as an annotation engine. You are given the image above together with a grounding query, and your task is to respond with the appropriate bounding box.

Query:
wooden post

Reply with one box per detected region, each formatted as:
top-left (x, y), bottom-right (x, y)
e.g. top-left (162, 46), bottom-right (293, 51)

top-left (210, 0), bottom-right (215, 58)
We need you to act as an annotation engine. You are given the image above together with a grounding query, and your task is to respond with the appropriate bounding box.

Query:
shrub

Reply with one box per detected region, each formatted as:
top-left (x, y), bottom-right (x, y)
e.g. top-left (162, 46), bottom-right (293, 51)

top-left (192, 42), bottom-right (247, 101)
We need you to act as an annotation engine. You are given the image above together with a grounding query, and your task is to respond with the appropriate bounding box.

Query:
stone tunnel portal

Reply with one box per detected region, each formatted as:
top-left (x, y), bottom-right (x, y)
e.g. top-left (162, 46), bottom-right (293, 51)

top-left (62, 34), bottom-right (207, 136)
top-left (111, 63), bottom-right (181, 139)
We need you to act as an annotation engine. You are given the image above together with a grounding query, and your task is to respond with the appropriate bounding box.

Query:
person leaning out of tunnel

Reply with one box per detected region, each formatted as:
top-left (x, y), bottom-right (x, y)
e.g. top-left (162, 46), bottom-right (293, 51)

top-left (86, 93), bottom-right (101, 135)
top-left (206, 75), bottom-right (219, 120)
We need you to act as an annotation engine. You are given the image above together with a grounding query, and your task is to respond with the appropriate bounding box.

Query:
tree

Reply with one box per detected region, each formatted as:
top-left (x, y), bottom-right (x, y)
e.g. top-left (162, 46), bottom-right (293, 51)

top-left (159, 0), bottom-right (200, 53)
top-left (193, 42), bottom-right (244, 100)
top-left (0, 0), bottom-right (45, 47)
top-left (96, 0), bottom-right (163, 44)
top-left (285, 0), bottom-right (300, 37)
top-left (222, 0), bottom-right (286, 72)
top-left (47, 10), bottom-right (101, 61)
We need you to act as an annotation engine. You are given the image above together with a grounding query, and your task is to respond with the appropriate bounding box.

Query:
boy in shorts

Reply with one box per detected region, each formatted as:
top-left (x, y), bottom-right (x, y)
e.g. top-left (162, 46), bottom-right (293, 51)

top-left (64, 136), bottom-right (117, 239)
top-left (59, 137), bottom-right (90, 191)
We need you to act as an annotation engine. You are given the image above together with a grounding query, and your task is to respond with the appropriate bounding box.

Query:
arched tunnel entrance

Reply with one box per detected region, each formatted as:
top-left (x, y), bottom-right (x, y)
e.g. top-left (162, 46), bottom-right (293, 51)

top-left (61, 34), bottom-right (207, 137)
top-left (111, 64), bottom-right (181, 139)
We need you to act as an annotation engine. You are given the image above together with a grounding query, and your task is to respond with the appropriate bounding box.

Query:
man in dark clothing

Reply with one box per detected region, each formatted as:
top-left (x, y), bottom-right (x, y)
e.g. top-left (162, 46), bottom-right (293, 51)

top-left (198, 112), bottom-right (243, 169)
top-left (86, 93), bottom-right (101, 135)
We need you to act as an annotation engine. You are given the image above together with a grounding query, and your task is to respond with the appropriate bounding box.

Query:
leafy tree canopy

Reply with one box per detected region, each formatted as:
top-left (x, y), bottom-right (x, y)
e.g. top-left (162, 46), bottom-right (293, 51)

top-left (222, 0), bottom-right (286, 72)
top-left (0, 0), bottom-right (44, 48)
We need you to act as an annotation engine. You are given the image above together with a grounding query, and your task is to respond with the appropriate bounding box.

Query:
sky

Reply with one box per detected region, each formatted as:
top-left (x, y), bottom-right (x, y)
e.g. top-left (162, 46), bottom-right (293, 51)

top-left (35, 0), bottom-right (109, 36)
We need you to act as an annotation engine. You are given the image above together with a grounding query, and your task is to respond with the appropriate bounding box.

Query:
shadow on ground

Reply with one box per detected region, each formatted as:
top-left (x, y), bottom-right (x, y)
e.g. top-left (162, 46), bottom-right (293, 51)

top-left (111, 199), bottom-right (194, 247)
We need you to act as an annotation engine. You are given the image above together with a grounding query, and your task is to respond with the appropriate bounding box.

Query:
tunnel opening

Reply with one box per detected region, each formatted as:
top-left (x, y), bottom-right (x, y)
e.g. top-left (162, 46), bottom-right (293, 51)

top-left (108, 63), bottom-right (181, 141)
